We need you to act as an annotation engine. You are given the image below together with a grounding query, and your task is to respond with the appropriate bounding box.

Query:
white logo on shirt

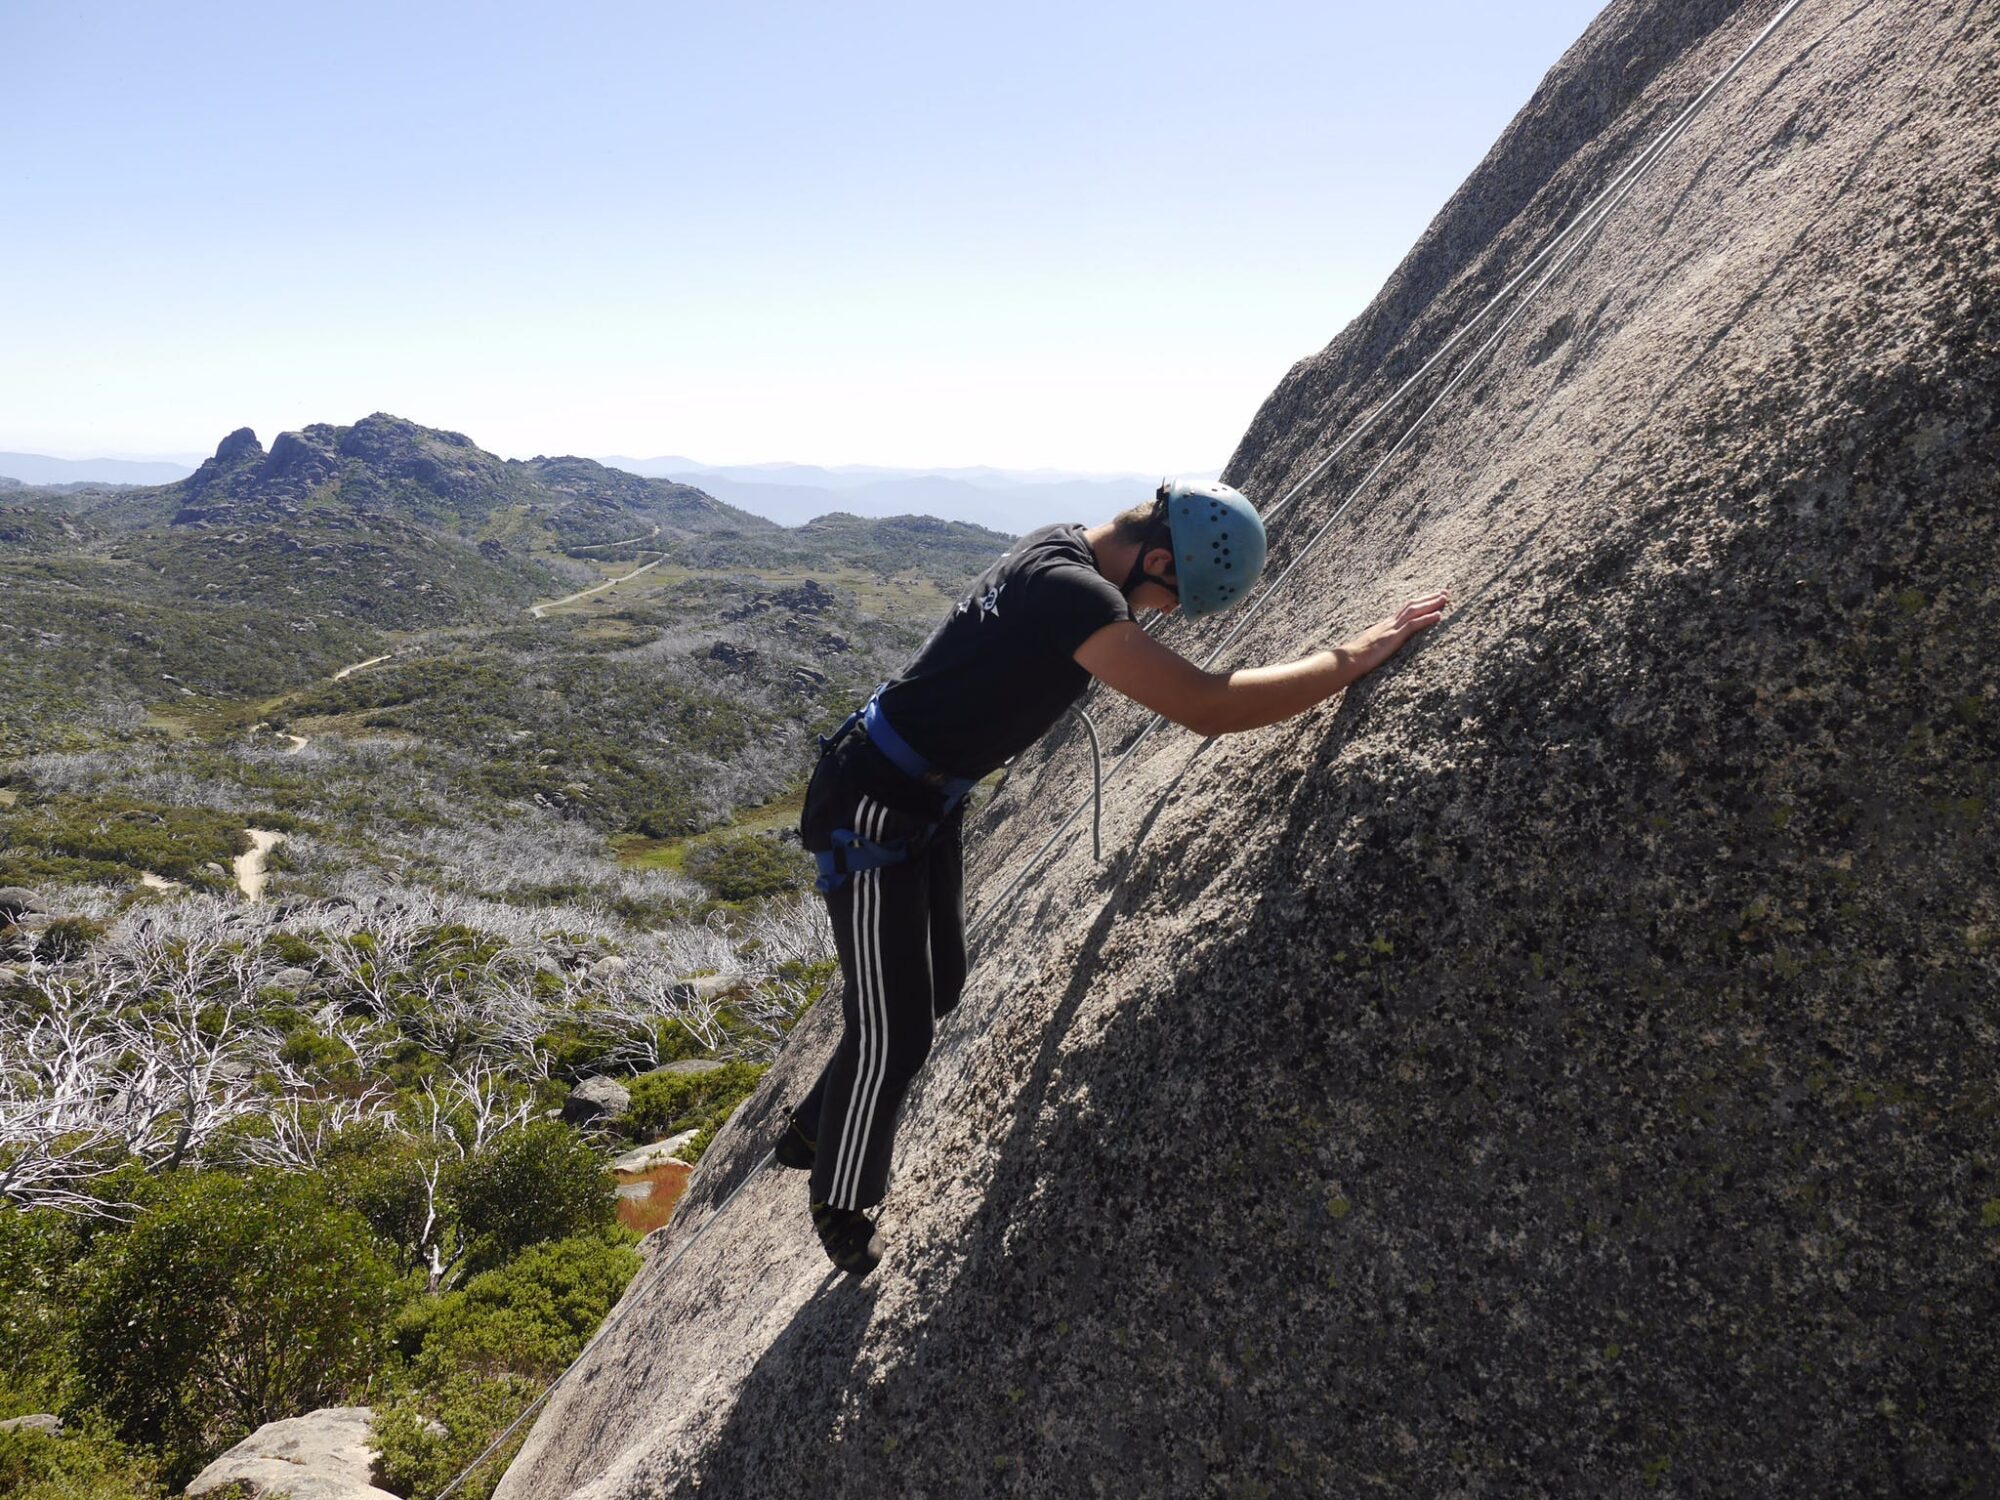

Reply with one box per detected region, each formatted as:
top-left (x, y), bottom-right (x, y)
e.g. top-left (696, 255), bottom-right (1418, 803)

top-left (979, 584), bottom-right (1003, 618)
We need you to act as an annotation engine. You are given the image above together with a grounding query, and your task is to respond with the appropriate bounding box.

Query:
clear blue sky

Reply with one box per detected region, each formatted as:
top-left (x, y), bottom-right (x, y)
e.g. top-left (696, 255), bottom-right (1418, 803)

top-left (1, 1), bottom-right (1605, 472)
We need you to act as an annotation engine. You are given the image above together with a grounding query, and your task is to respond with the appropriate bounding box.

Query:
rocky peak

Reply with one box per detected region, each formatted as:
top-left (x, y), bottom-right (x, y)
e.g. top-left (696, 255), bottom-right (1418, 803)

top-left (213, 427), bottom-right (262, 464)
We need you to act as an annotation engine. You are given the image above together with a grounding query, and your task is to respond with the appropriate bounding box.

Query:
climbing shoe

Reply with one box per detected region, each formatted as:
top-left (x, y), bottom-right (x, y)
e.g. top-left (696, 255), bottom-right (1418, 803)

top-left (774, 1117), bottom-right (817, 1171)
top-left (811, 1200), bottom-right (883, 1276)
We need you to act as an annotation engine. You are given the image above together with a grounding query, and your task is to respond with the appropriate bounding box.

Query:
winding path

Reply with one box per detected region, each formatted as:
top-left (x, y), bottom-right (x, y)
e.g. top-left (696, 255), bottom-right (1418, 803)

top-left (529, 555), bottom-right (667, 618)
top-left (332, 653), bottom-right (393, 681)
top-left (235, 829), bottom-right (283, 903)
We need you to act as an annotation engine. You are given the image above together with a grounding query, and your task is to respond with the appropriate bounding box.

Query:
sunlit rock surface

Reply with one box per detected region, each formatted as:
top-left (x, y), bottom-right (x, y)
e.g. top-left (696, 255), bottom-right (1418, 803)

top-left (497, 2), bottom-right (1999, 1494)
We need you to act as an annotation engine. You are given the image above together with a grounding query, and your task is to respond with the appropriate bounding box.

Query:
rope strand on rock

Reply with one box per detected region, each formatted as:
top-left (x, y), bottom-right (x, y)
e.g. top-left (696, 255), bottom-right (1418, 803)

top-left (967, 0), bottom-right (1813, 943)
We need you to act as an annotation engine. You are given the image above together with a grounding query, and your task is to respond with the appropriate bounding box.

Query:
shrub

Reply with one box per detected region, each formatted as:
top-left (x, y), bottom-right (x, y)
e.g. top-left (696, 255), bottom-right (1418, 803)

top-left (683, 833), bottom-right (809, 902)
top-left (32, 915), bottom-right (106, 962)
top-left (622, 1061), bottom-right (767, 1148)
top-left (0, 1210), bottom-right (81, 1413)
top-left (373, 1230), bottom-right (639, 1500)
top-left (72, 1171), bottom-right (403, 1487)
top-left (0, 1418), bottom-right (163, 1500)
top-left (446, 1121), bottom-right (614, 1279)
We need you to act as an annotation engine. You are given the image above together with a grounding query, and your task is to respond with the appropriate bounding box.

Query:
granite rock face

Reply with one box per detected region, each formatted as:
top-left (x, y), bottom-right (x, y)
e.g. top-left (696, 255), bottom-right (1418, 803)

top-left (496, 3), bottom-right (1999, 1496)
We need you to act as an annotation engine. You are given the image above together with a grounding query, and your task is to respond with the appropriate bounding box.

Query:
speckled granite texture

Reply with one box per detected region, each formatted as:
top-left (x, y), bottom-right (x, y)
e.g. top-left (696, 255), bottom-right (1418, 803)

top-left (497, 2), bottom-right (1999, 1494)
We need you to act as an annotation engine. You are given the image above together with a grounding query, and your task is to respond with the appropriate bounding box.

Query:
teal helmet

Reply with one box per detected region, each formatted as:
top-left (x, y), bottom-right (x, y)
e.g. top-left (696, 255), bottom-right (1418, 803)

top-left (1161, 479), bottom-right (1266, 618)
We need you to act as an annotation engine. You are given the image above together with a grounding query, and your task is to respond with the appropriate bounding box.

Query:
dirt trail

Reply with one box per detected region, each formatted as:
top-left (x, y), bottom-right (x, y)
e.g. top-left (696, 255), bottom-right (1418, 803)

top-left (529, 555), bottom-right (666, 618)
top-left (563, 524), bottom-right (663, 554)
top-left (332, 653), bottom-right (393, 681)
top-left (234, 829), bottom-right (283, 902)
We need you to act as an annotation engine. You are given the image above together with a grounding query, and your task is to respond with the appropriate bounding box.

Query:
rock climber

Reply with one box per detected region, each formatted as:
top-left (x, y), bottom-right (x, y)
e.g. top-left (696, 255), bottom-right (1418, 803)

top-left (777, 480), bottom-right (1451, 1273)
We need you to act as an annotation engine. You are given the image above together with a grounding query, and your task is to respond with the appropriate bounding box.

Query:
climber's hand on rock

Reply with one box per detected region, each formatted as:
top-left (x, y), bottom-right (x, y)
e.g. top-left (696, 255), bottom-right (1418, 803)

top-left (1347, 590), bottom-right (1450, 676)
top-left (1392, 590), bottom-right (1451, 638)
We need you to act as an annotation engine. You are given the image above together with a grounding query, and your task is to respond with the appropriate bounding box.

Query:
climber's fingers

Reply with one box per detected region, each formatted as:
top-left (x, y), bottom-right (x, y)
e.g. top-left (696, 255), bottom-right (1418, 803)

top-left (1396, 591), bottom-right (1452, 631)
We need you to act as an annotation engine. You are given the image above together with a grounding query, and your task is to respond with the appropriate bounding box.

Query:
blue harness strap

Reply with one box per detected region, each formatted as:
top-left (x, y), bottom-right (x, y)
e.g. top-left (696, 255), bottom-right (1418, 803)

top-left (813, 827), bottom-right (910, 894)
top-left (861, 694), bottom-right (979, 802)
top-left (812, 689), bottom-right (976, 893)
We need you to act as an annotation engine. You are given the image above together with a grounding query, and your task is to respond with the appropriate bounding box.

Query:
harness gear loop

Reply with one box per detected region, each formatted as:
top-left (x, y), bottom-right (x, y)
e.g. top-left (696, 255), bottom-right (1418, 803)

top-left (813, 827), bottom-right (912, 894)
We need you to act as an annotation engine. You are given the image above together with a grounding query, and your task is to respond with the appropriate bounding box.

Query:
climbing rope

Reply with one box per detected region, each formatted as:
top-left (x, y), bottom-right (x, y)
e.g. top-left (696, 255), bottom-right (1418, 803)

top-left (968, 0), bottom-right (1812, 942)
top-left (432, 1147), bottom-right (777, 1500)
top-left (433, 6), bottom-right (1816, 1493)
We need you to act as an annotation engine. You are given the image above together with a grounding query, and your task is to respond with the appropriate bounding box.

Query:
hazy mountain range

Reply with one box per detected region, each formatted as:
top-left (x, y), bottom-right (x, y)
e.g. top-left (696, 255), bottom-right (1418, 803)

top-left (0, 447), bottom-right (1214, 532)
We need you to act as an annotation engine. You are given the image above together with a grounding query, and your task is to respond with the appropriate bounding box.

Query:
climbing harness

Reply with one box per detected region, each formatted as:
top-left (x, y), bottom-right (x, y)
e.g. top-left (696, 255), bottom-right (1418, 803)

top-left (429, 7), bottom-right (1819, 1494)
top-left (811, 689), bottom-right (976, 893)
top-left (968, 0), bottom-right (1815, 942)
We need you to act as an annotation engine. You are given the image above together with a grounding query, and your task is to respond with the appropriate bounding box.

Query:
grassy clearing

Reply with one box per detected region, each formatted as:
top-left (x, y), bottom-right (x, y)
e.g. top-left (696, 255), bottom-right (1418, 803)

top-left (541, 561), bottom-right (958, 624)
top-left (615, 786), bottom-right (806, 871)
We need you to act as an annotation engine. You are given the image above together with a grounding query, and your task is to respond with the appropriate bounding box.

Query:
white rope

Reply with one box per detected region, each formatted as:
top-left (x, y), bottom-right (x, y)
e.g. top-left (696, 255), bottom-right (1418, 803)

top-left (968, 0), bottom-right (1813, 942)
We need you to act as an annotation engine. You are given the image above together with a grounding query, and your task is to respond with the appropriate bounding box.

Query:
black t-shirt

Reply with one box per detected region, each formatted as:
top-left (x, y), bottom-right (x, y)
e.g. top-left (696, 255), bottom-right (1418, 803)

top-left (876, 524), bottom-right (1133, 779)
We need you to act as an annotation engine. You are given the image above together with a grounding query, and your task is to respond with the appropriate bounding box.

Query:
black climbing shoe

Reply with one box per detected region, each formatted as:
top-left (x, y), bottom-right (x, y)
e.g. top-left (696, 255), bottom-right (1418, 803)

top-left (774, 1117), bottom-right (817, 1171)
top-left (811, 1200), bottom-right (883, 1276)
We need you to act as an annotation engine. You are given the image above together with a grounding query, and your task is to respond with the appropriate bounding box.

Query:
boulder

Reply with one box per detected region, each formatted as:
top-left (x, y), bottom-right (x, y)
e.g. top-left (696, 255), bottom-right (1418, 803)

top-left (0, 1413), bottom-right (62, 1436)
top-left (560, 1075), bottom-right (631, 1126)
top-left (0, 887), bottom-right (40, 918)
top-left (640, 1058), bottom-right (727, 1079)
top-left (270, 966), bottom-right (317, 992)
top-left (185, 1406), bottom-right (399, 1500)
top-left (609, 1130), bottom-right (703, 1174)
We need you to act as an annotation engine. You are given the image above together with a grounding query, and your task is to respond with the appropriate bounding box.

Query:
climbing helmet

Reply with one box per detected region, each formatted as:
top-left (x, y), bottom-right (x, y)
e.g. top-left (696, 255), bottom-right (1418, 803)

top-left (1160, 479), bottom-right (1266, 619)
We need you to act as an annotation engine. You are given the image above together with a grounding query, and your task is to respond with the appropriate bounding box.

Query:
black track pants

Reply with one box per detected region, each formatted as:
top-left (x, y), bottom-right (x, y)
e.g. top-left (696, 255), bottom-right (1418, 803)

top-left (793, 745), bottom-right (966, 1211)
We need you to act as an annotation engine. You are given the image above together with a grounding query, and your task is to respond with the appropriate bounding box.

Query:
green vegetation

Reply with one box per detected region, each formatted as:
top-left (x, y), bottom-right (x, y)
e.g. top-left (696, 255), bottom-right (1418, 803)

top-left (684, 832), bottom-right (813, 901)
top-left (0, 411), bottom-right (987, 1500)
top-left (73, 1173), bottom-right (401, 1488)
top-left (625, 1061), bottom-right (770, 1160)
top-left (0, 792), bottom-right (253, 889)
top-left (374, 1231), bottom-right (640, 1500)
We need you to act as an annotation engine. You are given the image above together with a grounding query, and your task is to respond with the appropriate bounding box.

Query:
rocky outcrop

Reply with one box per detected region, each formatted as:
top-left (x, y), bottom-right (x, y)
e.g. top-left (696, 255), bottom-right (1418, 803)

top-left (560, 1076), bottom-right (632, 1126)
top-left (184, 1406), bottom-right (399, 1500)
top-left (496, 3), bottom-right (1999, 1496)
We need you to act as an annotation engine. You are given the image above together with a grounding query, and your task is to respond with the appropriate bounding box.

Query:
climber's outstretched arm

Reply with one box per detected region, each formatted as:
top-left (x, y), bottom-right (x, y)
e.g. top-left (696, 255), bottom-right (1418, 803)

top-left (1074, 591), bottom-right (1450, 738)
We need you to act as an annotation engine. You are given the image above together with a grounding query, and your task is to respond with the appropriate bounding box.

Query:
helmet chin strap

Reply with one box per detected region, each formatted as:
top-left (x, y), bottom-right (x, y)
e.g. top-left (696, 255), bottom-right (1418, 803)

top-left (1120, 494), bottom-right (1177, 603)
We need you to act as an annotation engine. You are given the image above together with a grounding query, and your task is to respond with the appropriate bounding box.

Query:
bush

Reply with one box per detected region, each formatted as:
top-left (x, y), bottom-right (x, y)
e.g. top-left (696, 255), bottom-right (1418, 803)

top-left (446, 1121), bottom-right (615, 1279)
top-left (32, 915), bottom-right (106, 962)
top-left (683, 833), bottom-right (809, 902)
top-left (72, 1171), bottom-right (403, 1487)
top-left (623, 1061), bottom-right (767, 1147)
top-left (373, 1230), bottom-right (640, 1500)
top-left (0, 1210), bottom-right (80, 1414)
top-left (0, 1418), bottom-right (163, 1500)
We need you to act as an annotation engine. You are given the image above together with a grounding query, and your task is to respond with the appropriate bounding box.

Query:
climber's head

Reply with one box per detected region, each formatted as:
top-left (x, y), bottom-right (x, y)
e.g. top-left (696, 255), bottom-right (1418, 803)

top-left (1113, 480), bottom-right (1267, 619)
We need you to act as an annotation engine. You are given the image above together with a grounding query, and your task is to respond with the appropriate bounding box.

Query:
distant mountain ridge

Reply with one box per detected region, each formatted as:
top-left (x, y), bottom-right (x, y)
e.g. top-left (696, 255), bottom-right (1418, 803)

top-left (0, 451), bottom-right (195, 486)
top-left (2, 445), bottom-right (1222, 532)
top-left (608, 456), bottom-right (1224, 532)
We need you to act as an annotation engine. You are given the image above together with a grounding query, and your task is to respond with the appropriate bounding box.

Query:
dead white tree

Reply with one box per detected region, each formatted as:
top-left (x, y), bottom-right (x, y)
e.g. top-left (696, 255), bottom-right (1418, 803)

top-left (0, 967), bottom-right (148, 1216)
top-left (230, 1074), bottom-right (400, 1172)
